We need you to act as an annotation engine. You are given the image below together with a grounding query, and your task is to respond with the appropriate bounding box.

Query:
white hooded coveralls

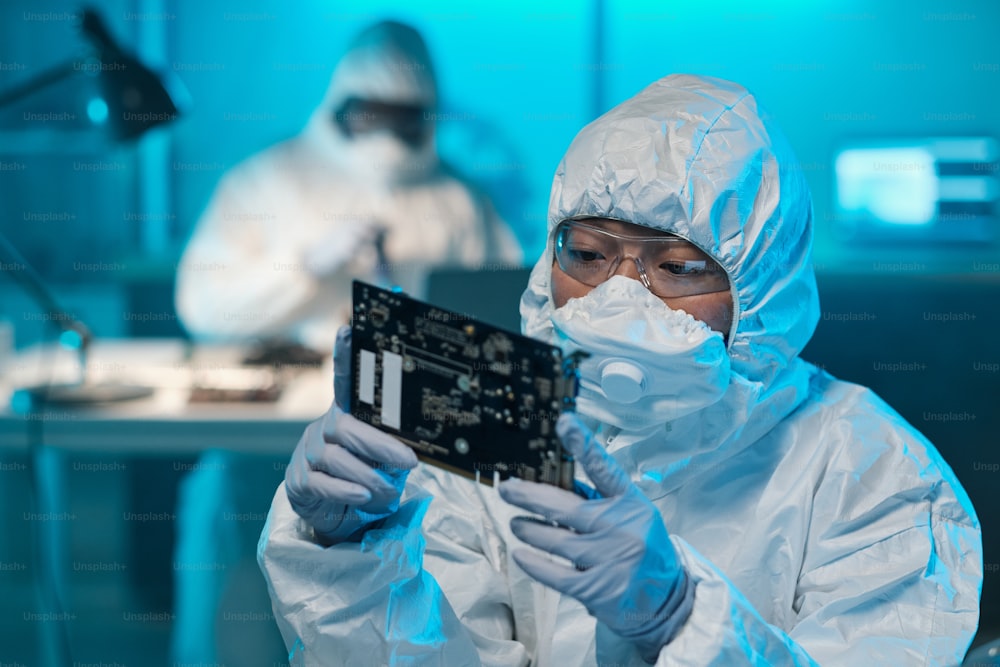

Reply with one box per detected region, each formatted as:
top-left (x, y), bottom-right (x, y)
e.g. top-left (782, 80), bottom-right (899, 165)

top-left (258, 74), bottom-right (982, 665)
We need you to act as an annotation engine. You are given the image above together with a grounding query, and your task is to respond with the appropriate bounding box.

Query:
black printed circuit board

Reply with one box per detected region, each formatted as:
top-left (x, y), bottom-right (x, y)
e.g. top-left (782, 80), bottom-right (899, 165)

top-left (350, 280), bottom-right (580, 489)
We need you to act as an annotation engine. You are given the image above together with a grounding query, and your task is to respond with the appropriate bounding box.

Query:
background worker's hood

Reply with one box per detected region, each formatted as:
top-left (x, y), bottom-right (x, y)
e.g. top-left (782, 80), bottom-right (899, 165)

top-left (521, 74), bottom-right (821, 499)
top-left (304, 20), bottom-right (439, 173)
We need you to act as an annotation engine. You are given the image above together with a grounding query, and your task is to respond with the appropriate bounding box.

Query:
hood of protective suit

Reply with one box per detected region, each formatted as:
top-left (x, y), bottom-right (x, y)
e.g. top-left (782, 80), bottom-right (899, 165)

top-left (521, 74), bottom-right (821, 499)
top-left (305, 20), bottom-right (439, 182)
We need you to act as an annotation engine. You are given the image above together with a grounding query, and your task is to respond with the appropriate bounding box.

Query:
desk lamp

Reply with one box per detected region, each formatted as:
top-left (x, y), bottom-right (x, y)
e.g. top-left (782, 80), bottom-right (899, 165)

top-left (0, 7), bottom-right (183, 405)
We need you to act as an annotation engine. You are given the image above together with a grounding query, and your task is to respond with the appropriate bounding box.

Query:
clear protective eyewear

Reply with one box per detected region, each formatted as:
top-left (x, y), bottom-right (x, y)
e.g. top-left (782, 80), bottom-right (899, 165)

top-left (553, 219), bottom-right (730, 298)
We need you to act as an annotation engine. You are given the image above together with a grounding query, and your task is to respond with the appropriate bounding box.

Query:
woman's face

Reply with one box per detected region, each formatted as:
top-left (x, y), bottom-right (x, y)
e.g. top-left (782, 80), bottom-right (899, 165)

top-left (550, 218), bottom-right (734, 338)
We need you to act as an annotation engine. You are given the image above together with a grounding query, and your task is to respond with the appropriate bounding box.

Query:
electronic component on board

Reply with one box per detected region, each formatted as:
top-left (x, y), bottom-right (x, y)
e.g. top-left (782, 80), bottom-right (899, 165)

top-left (351, 280), bottom-right (582, 489)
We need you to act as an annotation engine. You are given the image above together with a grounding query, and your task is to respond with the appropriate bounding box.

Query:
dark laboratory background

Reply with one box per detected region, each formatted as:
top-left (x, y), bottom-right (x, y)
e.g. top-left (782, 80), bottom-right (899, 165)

top-left (0, 0), bottom-right (998, 665)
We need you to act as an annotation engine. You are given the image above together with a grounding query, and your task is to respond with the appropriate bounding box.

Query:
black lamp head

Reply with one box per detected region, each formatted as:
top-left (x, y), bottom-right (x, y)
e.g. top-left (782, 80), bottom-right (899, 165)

top-left (80, 7), bottom-right (181, 141)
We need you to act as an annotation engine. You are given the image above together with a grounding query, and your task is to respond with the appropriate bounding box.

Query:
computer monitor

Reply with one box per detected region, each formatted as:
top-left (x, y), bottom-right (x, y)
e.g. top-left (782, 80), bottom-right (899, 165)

top-left (425, 265), bottom-right (534, 333)
top-left (833, 136), bottom-right (998, 244)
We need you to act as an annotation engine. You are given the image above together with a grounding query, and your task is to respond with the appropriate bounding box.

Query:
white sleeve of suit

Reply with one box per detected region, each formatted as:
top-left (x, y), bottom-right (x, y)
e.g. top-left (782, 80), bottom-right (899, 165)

top-left (175, 167), bottom-right (323, 341)
top-left (640, 526), bottom-right (978, 666)
top-left (480, 198), bottom-right (523, 266)
top-left (638, 458), bottom-right (980, 666)
top-left (258, 480), bottom-right (530, 667)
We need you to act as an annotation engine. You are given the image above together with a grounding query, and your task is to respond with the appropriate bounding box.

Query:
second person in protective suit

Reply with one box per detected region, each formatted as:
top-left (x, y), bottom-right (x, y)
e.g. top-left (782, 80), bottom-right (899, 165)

top-left (175, 20), bottom-right (521, 351)
top-left (258, 74), bottom-right (982, 666)
top-left (170, 20), bottom-right (522, 665)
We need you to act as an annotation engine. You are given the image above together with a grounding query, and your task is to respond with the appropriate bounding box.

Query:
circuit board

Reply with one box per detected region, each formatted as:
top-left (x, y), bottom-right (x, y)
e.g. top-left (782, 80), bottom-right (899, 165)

top-left (351, 280), bottom-right (580, 489)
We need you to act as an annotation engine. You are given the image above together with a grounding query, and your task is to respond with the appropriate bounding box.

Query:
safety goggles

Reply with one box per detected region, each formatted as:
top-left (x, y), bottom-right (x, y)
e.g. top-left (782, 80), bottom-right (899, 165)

top-left (333, 97), bottom-right (430, 148)
top-left (553, 219), bottom-right (730, 298)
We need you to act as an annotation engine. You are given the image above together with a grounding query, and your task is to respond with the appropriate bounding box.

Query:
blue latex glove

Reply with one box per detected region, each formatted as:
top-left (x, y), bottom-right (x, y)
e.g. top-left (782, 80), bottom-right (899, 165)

top-left (498, 413), bottom-right (693, 663)
top-left (284, 326), bottom-right (418, 545)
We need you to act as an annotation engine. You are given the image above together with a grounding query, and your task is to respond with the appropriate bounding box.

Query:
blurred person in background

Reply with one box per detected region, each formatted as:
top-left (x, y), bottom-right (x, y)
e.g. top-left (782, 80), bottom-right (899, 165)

top-left (174, 19), bottom-right (521, 351)
top-left (170, 20), bottom-right (521, 665)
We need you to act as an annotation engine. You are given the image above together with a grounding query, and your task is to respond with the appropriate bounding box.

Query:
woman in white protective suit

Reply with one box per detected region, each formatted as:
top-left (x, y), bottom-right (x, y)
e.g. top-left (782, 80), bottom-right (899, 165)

top-left (175, 20), bottom-right (521, 351)
top-left (258, 74), bottom-right (982, 665)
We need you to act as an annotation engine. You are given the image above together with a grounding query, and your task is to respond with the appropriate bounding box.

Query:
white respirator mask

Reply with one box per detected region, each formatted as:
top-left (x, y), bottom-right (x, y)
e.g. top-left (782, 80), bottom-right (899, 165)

top-left (342, 131), bottom-right (435, 189)
top-left (548, 276), bottom-right (731, 431)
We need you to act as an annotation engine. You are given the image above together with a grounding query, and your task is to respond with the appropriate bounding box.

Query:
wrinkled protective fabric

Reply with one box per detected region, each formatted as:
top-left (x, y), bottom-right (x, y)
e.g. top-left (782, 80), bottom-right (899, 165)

top-left (175, 21), bottom-right (520, 351)
top-left (259, 74), bottom-right (981, 665)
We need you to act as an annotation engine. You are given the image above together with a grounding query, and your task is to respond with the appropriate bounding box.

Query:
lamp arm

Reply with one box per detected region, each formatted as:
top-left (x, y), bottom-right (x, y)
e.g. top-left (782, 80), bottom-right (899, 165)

top-left (0, 59), bottom-right (82, 109)
top-left (0, 230), bottom-right (93, 351)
